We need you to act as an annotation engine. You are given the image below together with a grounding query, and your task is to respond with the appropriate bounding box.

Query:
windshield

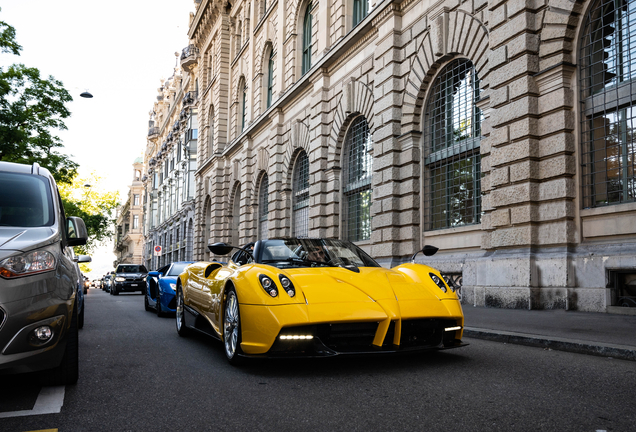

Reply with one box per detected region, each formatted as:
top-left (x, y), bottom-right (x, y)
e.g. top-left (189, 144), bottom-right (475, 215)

top-left (256, 239), bottom-right (380, 269)
top-left (0, 172), bottom-right (54, 227)
top-left (117, 265), bottom-right (148, 273)
top-left (167, 262), bottom-right (192, 276)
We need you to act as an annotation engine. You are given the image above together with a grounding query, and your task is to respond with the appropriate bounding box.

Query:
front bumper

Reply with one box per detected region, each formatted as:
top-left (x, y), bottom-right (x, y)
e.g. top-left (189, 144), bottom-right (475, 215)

top-left (0, 272), bottom-right (73, 374)
top-left (238, 299), bottom-right (466, 357)
top-left (114, 281), bottom-right (145, 292)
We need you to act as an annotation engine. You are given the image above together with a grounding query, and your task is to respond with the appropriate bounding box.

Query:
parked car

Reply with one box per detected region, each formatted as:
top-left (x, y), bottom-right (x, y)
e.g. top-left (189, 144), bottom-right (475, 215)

top-left (176, 238), bottom-right (466, 364)
top-left (110, 264), bottom-right (148, 295)
top-left (0, 161), bottom-right (88, 384)
top-left (145, 261), bottom-right (194, 316)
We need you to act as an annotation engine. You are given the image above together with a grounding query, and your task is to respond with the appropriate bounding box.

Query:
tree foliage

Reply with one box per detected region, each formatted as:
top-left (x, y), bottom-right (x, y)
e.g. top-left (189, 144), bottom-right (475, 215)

top-left (58, 172), bottom-right (120, 264)
top-left (0, 8), bottom-right (77, 184)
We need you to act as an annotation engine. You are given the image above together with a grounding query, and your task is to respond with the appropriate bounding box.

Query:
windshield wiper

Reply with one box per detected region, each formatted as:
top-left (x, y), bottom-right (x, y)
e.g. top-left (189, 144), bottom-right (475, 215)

top-left (261, 257), bottom-right (330, 267)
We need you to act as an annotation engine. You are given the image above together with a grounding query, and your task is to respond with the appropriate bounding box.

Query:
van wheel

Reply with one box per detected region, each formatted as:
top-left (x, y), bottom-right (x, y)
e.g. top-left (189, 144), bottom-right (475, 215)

top-left (41, 300), bottom-right (79, 385)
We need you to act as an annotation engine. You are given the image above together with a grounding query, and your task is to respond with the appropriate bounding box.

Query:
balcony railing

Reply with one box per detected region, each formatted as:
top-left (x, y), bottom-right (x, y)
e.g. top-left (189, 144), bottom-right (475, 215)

top-left (148, 127), bottom-right (159, 137)
top-left (180, 45), bottom-right (198, 68)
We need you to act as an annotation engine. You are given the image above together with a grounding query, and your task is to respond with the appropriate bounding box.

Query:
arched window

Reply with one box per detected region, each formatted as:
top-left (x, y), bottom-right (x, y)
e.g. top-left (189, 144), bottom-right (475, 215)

top-left (353, 0), bottom-right (369, 27)
top-left (232, 185), bottom-right (241, 246)
top-left (267, 49), bottom-right (274, 108)
top-left (208, 106), bottom-right (214, 158)
top-left (580, 0), bottom-right (636, 207)
top-left (423, 58), bottom-right (482, 230)
top-left (258, 175), bottom-right (269, 240)
top-left (302, 3), bottom-right (313, 75)
top-left (343, 116), bottom-right (373, 241)
top-left (292, 151), bottom-right (310, 237)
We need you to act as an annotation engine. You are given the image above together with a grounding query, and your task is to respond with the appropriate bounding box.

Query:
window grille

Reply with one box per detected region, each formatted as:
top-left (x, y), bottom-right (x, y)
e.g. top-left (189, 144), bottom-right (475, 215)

top-left (292, 151), bottom-right (310, 237)
top-left (267, 50), bottom-right (274, 108)
top-left (580, 0), bottom-right (636, 207)
top-left (259, 175), bottom-right (269, 240)
top-left (241, 82), bottom-right (247, 132)
top-left (302, 3), bottom-right (312, 75)
top-left (208, 107), bottom-right (215, 158)
top-left (232, 186), bottom-right (241, 246)
top-left (423, 58), bottom-right (482, 231)
top-left (343, 116), bottom-right (373, 241)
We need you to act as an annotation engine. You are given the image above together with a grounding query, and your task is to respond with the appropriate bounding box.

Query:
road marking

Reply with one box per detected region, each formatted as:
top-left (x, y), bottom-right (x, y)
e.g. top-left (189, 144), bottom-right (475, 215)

top-left (24, 430), bottom-right (58, 432)
top-left (0, 386), bottom-right (65, 418)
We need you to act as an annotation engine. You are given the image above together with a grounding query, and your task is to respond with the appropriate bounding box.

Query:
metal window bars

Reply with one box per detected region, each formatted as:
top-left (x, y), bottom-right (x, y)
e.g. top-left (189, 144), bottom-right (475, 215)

top-left (423, 59), bottom-right (482, 231)
top-left (343, 116), bottom-right (373, 241)
top-left (292, 151), bottom-right (310, 238)
top-left (259, 175), bottom-right (269, 240)
top-left (580, 0), bottom-right (636, 207)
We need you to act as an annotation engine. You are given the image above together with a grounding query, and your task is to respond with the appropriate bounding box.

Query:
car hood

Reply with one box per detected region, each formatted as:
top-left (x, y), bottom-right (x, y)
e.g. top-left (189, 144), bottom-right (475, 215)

top-left (0, 226), bottom-right (58, 254)
top-left (283, 266), bottom-right (442, 304)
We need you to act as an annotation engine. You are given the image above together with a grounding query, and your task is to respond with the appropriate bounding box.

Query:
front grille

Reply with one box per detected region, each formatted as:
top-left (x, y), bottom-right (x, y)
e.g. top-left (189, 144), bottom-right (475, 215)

top-left (400, 319), bottom-right (456, 348)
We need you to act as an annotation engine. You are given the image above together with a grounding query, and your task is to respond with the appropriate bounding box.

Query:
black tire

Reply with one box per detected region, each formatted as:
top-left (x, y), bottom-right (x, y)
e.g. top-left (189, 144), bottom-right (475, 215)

top-left (223, 287), bottom-right (244, 365)
top-left (144, 288), bottom-right (152, 311)
top-left (176, 288), bottom-right (191, 337)
top-left (113, 286), bottom-right (119, 296)
top-left (78, 301), bottom-right (85, 329)
top-left (41, 299), bottom-right (79, 385)
top-left (156, 292), bottom-right (164, 317)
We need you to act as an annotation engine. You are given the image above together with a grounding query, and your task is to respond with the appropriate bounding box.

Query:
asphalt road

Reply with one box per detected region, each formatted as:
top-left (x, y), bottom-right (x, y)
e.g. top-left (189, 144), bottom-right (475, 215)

top-left (1, 289), bottom-right (635, 432)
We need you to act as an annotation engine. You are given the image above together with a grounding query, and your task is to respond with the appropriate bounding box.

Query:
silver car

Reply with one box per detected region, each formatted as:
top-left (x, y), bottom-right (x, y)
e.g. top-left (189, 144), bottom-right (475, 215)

top-left (0, 161), bottom-right (88, 385)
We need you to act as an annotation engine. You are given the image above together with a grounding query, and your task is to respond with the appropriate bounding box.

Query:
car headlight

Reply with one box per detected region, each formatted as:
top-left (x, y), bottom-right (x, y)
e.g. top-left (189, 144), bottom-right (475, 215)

top-left (0, 250), bottom-right (56, 278)
top-left (115, 277), bottom-right (125, 282)
top-left (169, 283), bottom-right (176, 291)
top-left (429, 273), bottom-right (447, 293)
top-left (259, 274), bottom-right (278, 297)
top-left (278, 275), bottom-right (295, 297)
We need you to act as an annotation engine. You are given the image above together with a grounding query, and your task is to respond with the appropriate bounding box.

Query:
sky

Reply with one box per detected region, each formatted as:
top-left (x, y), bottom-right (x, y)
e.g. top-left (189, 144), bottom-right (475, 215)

top-left (1, 1), bottom-right (195, 278)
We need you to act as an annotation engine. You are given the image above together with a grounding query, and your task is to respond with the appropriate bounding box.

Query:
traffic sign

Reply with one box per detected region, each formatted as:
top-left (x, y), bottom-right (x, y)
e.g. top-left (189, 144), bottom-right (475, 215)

top-left (154, 245), bottom-right (162, 256)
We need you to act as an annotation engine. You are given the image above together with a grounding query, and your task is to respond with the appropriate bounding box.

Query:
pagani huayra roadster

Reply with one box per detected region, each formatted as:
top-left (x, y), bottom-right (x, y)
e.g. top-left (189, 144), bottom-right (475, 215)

top-left (175, 238), bottom-right (466, 363)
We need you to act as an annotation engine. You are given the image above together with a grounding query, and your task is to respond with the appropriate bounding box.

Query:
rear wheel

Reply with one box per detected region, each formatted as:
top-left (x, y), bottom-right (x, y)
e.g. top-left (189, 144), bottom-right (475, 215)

top-left (223, 287), bottom-right (244, 364)
top-left (41, 300), bottom-right (79, 385)
top-left (176, 288), bottom-right (190, 337)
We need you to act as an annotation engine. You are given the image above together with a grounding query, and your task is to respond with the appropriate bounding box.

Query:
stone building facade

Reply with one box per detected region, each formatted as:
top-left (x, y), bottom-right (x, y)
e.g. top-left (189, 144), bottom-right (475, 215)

top-left (142, 65), bottom-right (198, 271)
top-left (170, 0), bottom-right (635, 312)
top-left (113, 158), bottom-right (145, 267)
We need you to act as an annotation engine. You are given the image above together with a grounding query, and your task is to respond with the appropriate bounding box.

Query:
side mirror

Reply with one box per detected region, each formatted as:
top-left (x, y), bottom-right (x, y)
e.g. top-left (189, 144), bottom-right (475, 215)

top-left (74, 255), bottom-right (92, 263)
top-left (410, 245), bottom-right (439, 262)
top-left (148, 271), bottom-right (160, 277)
top-left (422, 245), bottom-right (439, 256)
top-left (208, 242), bottom-right (235, 256)
top-left (67, 216), bottom-right (88, 246)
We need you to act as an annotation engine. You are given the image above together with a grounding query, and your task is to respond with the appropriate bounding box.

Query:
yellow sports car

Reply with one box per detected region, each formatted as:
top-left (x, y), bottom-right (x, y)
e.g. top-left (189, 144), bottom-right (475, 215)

top-left (175, 238), bottom-right (466, 363)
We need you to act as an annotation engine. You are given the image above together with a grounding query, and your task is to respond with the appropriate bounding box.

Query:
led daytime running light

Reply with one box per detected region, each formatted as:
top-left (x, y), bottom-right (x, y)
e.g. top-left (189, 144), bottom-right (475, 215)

top-left (279, 335), bottom-right (314, 340)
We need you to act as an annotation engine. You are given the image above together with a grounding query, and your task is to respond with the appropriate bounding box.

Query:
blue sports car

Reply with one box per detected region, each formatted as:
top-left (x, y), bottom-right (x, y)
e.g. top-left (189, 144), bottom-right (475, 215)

top-left (144, 261), bottom-right (194, 316)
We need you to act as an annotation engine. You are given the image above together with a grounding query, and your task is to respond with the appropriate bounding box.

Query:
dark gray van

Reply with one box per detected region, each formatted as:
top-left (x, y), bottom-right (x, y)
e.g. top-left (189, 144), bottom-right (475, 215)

top-left (0, 161), bottom-right (88, 384)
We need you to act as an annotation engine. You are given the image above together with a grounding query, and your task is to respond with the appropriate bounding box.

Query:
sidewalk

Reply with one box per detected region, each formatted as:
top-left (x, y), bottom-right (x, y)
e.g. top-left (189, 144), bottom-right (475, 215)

top-left (462, 306), bottom-right (636, 361)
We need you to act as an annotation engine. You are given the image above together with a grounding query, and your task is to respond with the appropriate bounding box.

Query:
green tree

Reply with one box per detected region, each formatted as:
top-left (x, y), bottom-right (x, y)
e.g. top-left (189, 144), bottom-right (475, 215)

top-left (0, 9), bottom-right (77, 184)
top-left (58, 172), bottom-right (120, 270)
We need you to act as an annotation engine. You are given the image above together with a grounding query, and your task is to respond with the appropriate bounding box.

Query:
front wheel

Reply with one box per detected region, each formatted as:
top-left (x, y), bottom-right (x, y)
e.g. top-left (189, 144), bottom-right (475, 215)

top-left (144, 289), bottom-right (152, 311)
top-left (176, 288), bottom-right (190, 337)
top-left (223, 287), bottom-right (244, 364)
top-left (40, 299), bottom-right (79, 385)
top-left (156, 292), bottom-right (164, 317)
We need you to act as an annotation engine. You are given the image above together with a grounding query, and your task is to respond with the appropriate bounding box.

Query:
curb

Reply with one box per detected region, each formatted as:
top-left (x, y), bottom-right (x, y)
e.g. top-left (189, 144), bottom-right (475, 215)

top-left (464, 327), bottom-right (636, 362)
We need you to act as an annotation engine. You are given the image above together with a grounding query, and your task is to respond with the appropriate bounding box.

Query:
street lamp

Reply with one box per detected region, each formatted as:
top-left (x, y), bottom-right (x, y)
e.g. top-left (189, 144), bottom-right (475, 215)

top-left (80, 90), bottom-right (93, 98)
